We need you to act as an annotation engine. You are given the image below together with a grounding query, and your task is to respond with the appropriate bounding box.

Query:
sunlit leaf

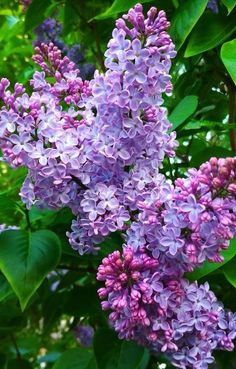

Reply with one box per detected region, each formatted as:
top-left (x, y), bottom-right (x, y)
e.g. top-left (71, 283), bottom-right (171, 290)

top-left (169, 0), bottom-right (208, 49)
top-left (185, 11), bottom-right (236, 57)
top-left (221, 0), bottom-right (236, 13)
top-left (169, 95), bottom-right (198, 130)
top-left (221, 38), bottom-right (236, 84)
top-left (94, 0), bottom-right (155, 20)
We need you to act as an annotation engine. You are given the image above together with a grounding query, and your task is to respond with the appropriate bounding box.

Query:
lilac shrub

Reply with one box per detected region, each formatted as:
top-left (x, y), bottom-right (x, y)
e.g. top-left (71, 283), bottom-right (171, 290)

top-left (0, 4), bottom-right (236, 369)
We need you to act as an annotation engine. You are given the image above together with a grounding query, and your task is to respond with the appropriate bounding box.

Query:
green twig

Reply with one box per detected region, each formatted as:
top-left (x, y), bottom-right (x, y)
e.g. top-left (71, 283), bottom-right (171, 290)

top-left (24, 208), bottom-right (31, 230)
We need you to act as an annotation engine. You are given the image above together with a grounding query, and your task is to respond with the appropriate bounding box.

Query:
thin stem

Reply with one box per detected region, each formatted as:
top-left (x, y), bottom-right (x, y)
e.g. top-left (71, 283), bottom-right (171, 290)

top-left (24, 208), bottom-right (31, 230)
top-left (10, 334), bottom-right (21, 360)
top-left (167, 156), bottom-right (175, 183)
top-left (228, 85), bottom-right (236, 152)
top-left (57, 264), bottom-right (96, 273)
top-left (71, 175), bottom-right (88, 190)
top-left (90, 22), bottom-right (105, 72)
top-left (67, 0), bottom-right (105, 72)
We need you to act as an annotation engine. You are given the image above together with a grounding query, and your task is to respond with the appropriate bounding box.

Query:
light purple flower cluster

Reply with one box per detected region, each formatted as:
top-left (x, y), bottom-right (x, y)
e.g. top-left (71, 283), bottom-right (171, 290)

top-left (125, 157), bottom-right (236, 273)
top-left (1, 4), bottom-right (236, 368)
top-left (0, 5), bottom-right (176, 254)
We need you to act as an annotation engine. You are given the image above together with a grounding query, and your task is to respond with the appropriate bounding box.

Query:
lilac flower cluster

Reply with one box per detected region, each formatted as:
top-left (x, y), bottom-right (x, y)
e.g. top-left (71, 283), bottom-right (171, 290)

top-left (97, 157), bottom-right (236, 368)
top-left (207, 0), bottom-right (219, 13)
top-left (97, 247), bottom-right (236, 369)
top-left (126, 157), bottom-right (236, 273)
top-left (34, 18), bottom-right (95, 80)
top-left (74, 324), bottom-right (94, 347)
top-left (1, 4), bottom-right (236, 368)
top-left (34, 18), bottom-right (68, 54)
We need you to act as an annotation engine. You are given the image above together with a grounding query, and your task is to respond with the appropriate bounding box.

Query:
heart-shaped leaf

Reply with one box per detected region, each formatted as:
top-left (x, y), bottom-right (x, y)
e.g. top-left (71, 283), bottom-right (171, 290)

top-left (0, 230), bottom-right (61, 310)
top-left (221, 0), bottom-right (236, 14)
top-left (0, 273), bottom-right (14, 302)
top-left (221, 38), bottom-right (236, 84)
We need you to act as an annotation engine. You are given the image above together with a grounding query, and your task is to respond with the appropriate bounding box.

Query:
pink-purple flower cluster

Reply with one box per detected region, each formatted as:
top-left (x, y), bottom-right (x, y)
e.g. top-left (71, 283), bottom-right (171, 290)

top-left (34, 18), bottom-right (95, 80)
top-left (0, 4), bottom-right (236, 368)
top-left (97, 246), bottom-right (236, 369)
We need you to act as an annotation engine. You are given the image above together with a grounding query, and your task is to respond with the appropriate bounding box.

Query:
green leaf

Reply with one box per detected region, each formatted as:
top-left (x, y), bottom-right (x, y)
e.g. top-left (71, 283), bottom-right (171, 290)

top-left (221, 0), bottom-right (236, 13)
top-left (0, 230), bottom-right (61, 310)
top-left (221, 38), bottom-right (236, 84)
top-left (190, 146), bottom-right (233, 167)
top-left (222, 256), bottom-right (236, 287)
top-left (187, 238), bottom-right (236, 281)
top-left (94, 328), bottom-right (147, 369)
top-left (0, 352), bottom-right (7, 369)
top-left (0, 273), bottom-right (14, 302)
top-left (94, 0), bottom-right (154, 20)
top-left (7, 359), bottom-right (32, 369)
top-left (24, 0), bottom-right (51, 31)
top-left (169, 95), bottom-right (198, 131)
top-left (52, 348), bottom-right (96, 369)
top-left (169, 0), bottom-right (208, 50)
top-left (63, 286), bottom-right (101, 317)
top-left (185, 11), bottom-right (236, 57)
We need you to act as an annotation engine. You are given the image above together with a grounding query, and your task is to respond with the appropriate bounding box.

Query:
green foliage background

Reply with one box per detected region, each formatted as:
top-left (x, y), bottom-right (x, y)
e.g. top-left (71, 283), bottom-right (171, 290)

top-left (0, 0), bottom-right (236, 368)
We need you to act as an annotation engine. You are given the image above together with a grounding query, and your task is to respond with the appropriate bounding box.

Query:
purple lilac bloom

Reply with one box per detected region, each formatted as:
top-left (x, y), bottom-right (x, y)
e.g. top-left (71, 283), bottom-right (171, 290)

top-left (74, 325), bottom-right (94, 347)
top-left (34, 18), bottom-right (68, 54)
top-left (207, 0), bottom-right (219, 13)
top-left (97, 246), bottom-right (236, 369)
top-left (34, 18), bottom-right (95, 80)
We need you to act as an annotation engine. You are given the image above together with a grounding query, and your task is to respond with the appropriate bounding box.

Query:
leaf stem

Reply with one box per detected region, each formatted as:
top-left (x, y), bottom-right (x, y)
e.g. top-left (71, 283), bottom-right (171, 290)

top-left (10, 334), bottom-right (21, 360)
top-left (57, 264), bottom-right (96, 273)
top-left (228, 85), bottom-right (236, 152)
top-left (24, 208), bottom-right (31, 230)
